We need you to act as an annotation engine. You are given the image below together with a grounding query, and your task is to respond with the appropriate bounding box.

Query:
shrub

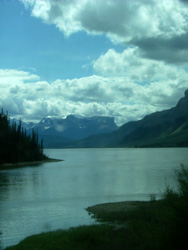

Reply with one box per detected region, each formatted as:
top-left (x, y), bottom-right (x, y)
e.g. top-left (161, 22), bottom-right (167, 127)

top-left (127, 164), bottom-right (188, 250)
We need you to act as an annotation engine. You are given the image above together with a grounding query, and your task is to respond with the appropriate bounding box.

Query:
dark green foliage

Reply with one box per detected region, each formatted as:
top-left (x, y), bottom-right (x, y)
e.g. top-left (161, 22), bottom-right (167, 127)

top-left (4, 225), bottom-right (127, 250)
top-left (126, 165), bottom-right (188, 250)
top-left (87, 165), bottom-right (188, 250)
top-left (175, 164), bottom-right (188, 198)
top-left (0, 110), bottom-right (47, 164)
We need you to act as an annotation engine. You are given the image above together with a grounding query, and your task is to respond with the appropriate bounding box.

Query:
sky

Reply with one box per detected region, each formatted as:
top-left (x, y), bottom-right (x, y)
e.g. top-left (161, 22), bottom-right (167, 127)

top-left (0, 0), bottom-right (188, 126)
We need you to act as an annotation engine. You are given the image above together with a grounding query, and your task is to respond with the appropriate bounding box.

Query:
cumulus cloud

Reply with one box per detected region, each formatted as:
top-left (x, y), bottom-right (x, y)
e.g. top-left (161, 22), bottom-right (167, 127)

top-left (20, 0), bottom-right (188, 62)
top-left (93, 47), bottom-right (188, 106)
top-left (1, 65), bottom-right (187, 125)
top-left (93, 47), bottom-right (188, 84)
top-left (132, 33), bottom-right (188, 63)
top-left (21, 0), bottom-right (188, 39)
top-left (20, 0), bottom-right (84, 35)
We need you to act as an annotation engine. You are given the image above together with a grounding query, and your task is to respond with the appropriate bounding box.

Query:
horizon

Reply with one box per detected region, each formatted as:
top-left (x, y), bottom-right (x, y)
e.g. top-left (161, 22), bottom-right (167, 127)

top-left (10, 86), bottom-right (187, 128)
top-left (1, 0), bottom-right (188, 126)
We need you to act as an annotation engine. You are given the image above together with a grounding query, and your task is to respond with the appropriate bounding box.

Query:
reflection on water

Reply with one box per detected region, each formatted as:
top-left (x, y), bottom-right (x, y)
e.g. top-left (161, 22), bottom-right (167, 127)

top-left (0, 148), bottom-right (188, 248)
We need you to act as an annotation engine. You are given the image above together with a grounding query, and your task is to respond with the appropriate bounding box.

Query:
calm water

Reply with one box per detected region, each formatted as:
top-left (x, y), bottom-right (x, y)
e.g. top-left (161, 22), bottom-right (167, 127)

top-left (0, 148), bottom-right (188, 248)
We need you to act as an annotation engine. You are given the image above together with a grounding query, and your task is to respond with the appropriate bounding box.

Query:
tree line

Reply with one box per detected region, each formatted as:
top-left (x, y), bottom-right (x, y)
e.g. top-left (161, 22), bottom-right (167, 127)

top-left (0, 109), bottom-right (47, 164)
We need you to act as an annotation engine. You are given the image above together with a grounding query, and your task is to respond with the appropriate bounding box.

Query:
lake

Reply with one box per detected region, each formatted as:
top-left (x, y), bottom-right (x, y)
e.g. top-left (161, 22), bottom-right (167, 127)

top-left (0, 148), bottom-right (188, 248)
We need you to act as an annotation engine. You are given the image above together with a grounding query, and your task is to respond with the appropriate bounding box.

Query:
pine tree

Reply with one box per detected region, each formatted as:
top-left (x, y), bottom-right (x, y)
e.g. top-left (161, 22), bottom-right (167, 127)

top-left (0, 110), bottom-right (47, 164)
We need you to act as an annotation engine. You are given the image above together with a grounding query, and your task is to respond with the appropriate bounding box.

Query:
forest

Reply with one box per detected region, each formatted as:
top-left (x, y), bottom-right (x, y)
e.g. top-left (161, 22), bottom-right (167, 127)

top-left (0, 109), bottom-right (47, 164)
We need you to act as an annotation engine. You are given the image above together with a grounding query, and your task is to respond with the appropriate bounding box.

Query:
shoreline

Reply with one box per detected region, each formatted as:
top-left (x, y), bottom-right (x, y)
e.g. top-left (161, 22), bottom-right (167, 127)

top-left (86, 200), bottom-right (158, 227)
top-left (0, 158), bottom-right (63, 170)
top-left (3, 200), bottom-right (154, 249)
top-left (86, 200), bottom-right (148, 216)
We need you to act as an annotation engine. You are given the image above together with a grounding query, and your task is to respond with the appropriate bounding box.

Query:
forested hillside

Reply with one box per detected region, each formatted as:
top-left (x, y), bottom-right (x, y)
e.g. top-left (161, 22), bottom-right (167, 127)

top-left (0, 110), bottom-right (47, 164)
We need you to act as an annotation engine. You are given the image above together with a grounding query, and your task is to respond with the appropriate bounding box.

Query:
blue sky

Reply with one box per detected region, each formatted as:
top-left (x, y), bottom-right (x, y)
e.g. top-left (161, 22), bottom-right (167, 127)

top-left (0, 0), bottom-right (124, 81)
top-left (0, 0), bottom-right (188, 125)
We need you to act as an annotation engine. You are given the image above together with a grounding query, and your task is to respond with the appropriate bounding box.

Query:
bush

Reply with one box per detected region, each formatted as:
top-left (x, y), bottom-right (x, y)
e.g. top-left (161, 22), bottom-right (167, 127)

top-left (126, 164), bottom-right (188, 250)
top-left (176, 164), bottom-right (188, 199)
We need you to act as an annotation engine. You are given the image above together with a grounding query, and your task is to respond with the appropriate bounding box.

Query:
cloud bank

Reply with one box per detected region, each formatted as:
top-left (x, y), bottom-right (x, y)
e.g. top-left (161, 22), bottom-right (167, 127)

top-left (1, 58), bottom-right (187, 125)
top-left (21, 0), bottom-right (188, 63)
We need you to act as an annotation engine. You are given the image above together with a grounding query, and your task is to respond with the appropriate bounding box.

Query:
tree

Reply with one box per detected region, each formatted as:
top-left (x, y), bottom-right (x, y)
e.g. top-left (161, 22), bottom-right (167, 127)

top-left (0, 110), bottom-right (47, 164)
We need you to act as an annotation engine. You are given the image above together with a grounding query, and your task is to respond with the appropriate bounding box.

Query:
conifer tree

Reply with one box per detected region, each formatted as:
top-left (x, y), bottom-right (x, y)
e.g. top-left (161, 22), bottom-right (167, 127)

top-left (0, 110), bottom-right (47, 164)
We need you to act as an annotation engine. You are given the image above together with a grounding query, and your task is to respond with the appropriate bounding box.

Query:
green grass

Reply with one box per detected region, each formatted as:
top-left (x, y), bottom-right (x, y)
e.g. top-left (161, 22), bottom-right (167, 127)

top-left (4, 225), bottom-right (127, 250)
top-left (88, 209), bottom-right (130, 223)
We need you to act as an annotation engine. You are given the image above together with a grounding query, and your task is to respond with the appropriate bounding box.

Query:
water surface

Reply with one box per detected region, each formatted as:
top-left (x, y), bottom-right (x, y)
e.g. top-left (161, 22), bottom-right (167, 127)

top-left (0, 148), bottom-right (188, 248)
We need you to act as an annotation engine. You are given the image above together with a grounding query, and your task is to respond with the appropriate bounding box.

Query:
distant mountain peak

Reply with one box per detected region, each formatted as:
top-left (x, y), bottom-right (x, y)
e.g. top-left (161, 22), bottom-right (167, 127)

top-left (176, 89), bottom-right (188, 114)
top-left (23, 115), bottom-right (118, 147)
top-left (185, 89), bottom-right (188, 98)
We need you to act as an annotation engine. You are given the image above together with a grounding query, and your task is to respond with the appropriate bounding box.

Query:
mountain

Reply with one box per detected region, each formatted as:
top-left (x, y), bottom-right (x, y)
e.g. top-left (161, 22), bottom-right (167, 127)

top-left (24, 115), bottom-right (118, 148)
top-left (71, 89), bottom-right (188, 148)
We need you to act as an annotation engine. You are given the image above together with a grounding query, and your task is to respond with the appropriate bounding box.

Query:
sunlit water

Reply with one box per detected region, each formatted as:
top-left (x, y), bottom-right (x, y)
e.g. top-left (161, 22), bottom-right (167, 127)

top-left (0, 148), bottom-right (188, 248)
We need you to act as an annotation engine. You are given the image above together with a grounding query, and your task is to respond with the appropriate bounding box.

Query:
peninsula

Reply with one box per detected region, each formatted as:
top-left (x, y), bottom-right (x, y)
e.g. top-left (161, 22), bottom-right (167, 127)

top-left (0, 110), bottom-right (60, 169)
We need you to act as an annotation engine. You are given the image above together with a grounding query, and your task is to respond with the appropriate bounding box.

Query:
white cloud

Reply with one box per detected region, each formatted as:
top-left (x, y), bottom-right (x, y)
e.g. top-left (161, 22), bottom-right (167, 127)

top-left (21, 0), bottom-right (84, 36)
top-left (0, 64), bottom-right (187, 125)
top-left (20, 0), bottom-right (188, 63)
top-left (93, 47), bottom-right (187, 81)
top-left (0, 69), bottom-right (39, 84)
top-left (20, 0), bottom-right (188, 41)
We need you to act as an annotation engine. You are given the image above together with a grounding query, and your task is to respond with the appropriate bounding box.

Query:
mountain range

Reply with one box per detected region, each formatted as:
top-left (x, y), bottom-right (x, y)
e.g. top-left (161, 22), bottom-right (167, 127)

top-left (15, 89), bottom-right (188, 148)
top-left (21, 115), bottom-right (118, 148)
top-left (67, 89), bottom-right (188, 148)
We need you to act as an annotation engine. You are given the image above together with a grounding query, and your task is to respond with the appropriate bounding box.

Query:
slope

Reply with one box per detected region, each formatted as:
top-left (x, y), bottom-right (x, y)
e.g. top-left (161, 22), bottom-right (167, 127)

top-left (68, 89), bottom-right (188, 148)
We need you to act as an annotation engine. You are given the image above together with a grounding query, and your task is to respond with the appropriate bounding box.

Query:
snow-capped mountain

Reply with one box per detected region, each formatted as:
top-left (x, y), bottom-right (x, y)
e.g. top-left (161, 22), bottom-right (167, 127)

top-left (22, 115), bottom-right (118, 147)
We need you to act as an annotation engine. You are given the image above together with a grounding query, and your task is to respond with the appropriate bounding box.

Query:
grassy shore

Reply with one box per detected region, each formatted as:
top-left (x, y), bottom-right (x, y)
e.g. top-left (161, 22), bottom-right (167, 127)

top-left (0, 158), bottom-right (62, 170)
top-left (3, 165), bottom-right (188, 250)
top-left (86, 200), bottom-right (148, 224)
top-left (4, 225), bottom-right (127, 250)
top-left (86, 199), bottom-right (181, 250)
top-left (4, 198), bottom-right (187, 250)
